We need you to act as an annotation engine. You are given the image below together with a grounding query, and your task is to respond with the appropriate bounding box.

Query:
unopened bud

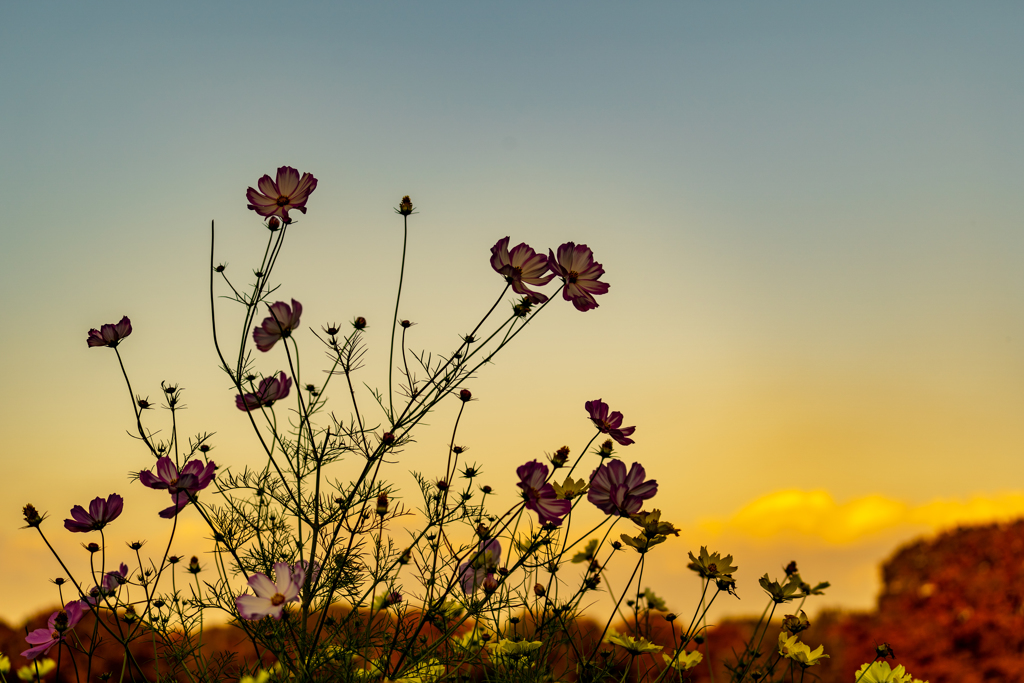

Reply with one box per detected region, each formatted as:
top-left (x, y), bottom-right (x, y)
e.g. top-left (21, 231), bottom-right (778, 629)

top-left (382, 432), bottom-right (396, 447)
top-left (398, 196), bottom-right (414, 216)
top-left (459, 389), bottom-right (472, 402)
top-left (352, 316), bottom-right (368, 330)
top-left (376, 493), bottom-right (389, 517)
top-left (187, 556), bottom-right (202, 574)
top-left (23, 504), bottom-right (44, 528)
top-left (533, 583), bottom-right (546, 598)
top-left (267, 217), bottom-right (281, 231)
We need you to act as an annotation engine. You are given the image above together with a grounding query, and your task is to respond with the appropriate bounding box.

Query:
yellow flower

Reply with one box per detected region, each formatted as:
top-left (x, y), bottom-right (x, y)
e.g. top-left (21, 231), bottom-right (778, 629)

top-left (607, 634), bottom-right (663, 655)
top-left (454, 629), bottom-right (487, 655)
top-left (854, 661), bottom-right (917, 683)
top-left (551, 475), bottom-right (589, 500)
top-left (687, 547), bottom-right (737, 580)
top-left (17, 659), bottom-right (56, 681)
top-left (240, 670), bottom-right (271, 683)
top-left (629, 509), bottom-right (680, 538)
top-left (663, 648), bottom-right (703, 671)
top-left (643, 588), bottom-right (668, 612)
top-left (620, 532), bottom-right (666, 553)
top-left (487, 639), bottom-right (543, 659)
top-left (1, 653), bottom-right (11, 673)
top-left (777, 632), bottom-right (828, 667)
top-left (393, 658), bottom-right (444, 683)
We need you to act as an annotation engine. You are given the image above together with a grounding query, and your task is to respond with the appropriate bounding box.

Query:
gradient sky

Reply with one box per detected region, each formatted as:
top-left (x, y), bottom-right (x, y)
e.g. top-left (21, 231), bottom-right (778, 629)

top-left (2, 2), bottom-right (1023, 625)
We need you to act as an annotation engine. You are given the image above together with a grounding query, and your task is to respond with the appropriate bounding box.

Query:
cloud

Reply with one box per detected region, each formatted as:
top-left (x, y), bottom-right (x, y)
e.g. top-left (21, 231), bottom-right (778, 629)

top-left (696, 489), bottom-right (1024, 545)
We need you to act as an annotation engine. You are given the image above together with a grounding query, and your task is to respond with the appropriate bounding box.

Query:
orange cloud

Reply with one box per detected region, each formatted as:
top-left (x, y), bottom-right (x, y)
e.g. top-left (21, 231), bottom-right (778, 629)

top-left (695, 489), bottom-right (1024, 545)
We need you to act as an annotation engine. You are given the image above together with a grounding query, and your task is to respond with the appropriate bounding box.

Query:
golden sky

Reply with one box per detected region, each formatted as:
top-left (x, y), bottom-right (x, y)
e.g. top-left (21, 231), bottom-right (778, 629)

top-left (1, 2), bottom-right (1023, 625)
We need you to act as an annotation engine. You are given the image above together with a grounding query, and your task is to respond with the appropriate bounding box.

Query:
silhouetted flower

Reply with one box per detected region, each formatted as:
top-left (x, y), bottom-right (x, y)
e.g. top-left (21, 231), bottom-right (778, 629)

top-left (253, 300), bottom-right (302, 352)
top-left (588, 461), bottom-right (657, 516)
top-left (246, 167), bottom-right (317, 221)
top-left (64, 494), bottom-right (123, 532)
top-left (139, 457), bottom-right (217, 518)
top-left (585, 399), bottom-right (636, 446)
top-left (517, 460), bottom-right (571, 526)
top-left (236, 372), bottom-right (292, 411)
top-left (687, 546), bottom-right (737, 580)
top-left (490, 237), bottom-right (554, 303)
top-left (547, 242), bottom-right (609, 311)
top-left (459, 539), bottom-right (501, 594)
top-left (87, 316), bottom-right (132, 348)
top-left (236, 562), bottom-right (305, 620)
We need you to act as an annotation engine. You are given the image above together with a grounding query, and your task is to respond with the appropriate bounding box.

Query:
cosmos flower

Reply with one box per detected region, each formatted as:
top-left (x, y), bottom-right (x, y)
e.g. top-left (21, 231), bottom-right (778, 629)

top-left (854, 661), bottom-right (919, 683)
top-left (246, 166), bottom-right (318, 221)
top-left (516, 460), bottom-right (571, 527)
top-left (86, 316), bottom-right (132, 348)
top-left (607, 634), bottom-right (663, 655)
top-left (253, 300), bottom-right (303, 352)
top-left (236, 372), bottom-right (292, 411)
top-left (546, 242), bottom-right (609, 311)
top-left (87, 563), bottom-right (129, 605)
top-left (778, 632), bottom-right (828, 667)
top-left (687, 546), bottom-right (737, 580)
top-left (664, 649), bottom-right (703, 672)
top-left (235, 562), bottom-right (305, 620)
top-left (585, 399), bottom-right (636, 446)
top-left (587, 461), bottom-right (657, 517)
top-left (139, 457), bottom-right (217, 518)
top-left (22, 601), bottom-right (88, 659)
top-left (64, 494), bottom-right (123, 533)
top-left (489, 237), bottom-right (554, 303)
top-left (459, 539), bottom-right (501, 594)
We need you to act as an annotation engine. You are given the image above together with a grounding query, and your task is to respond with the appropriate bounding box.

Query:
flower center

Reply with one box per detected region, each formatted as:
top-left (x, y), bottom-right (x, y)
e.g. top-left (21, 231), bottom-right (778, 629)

top-left (707, 563), bottom-right (717, 573)
top-left (567, 271), bottom-right (579, 284)
top-left (271, 593), bottom-right (286, 606)
top-left (276, 195), bottom-right (290, 206)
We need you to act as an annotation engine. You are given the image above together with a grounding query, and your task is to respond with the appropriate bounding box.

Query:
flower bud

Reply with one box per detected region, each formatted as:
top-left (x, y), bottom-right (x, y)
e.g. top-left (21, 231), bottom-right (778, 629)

top-left (400, 319), bottom-right (412, 328)
top-left (481, 485), bottom-right (492, 494)
top-left (352, 316), bottom-right (368, 330)
top-left (382, 432), bottom-right (396, 447)
top-left (483, 575), bottom-right (499, 594)
top-left (214, 263), bottom-right (226, 273)
top-left (598, 440), bottom-right (614, 457)
top-left (549, 446), bottom-right (570, 468)
top-left (267, 217), bottom-right (281, 231)
top-left (533, 583), bottom-right (546, 598)
top-left (23, 504), bottom-right (44, 528)
top-left (784, 560), bottom-right (798, 576)
top-left (694, 633), bottom-right (705, 644)
top-left (85, 542), bottom-right (101, 554)
top-left (398, 196), bottom-right (414, 216)
top-left (459, 389), bottom-right (472, 402)
top-left (875, 643), bottom-right (895, 660)
top-left (187, 556), bottom-right (202, 574)
top-left (398, 548), bottom-right (412, 565)
top-left (376, 493), bottom-right (389, 517)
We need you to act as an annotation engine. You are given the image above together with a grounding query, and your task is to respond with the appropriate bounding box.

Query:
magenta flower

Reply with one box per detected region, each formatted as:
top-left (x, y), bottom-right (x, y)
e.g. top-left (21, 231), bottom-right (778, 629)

top-left (246, 166), bottom-right (318, 221)
top-left (459, 539), bottom-right (502, 594)
top-left (64, 494), bottom-right (123, 532)
top-left (87, 563), bottom-right (129, 605)
top-left (139, 456), bottom-right (217, 518)
top-left (235, 372), bottom-right (292, 411)
top-left (585, 399), bottom-right (636, 446)
top-left (235, 562), bottom-right (305, 620)
top-left (516, 460), bottom-right (571, 527)
top-left (490, 237), bottom-right (555, 304)
top-left (547, 242), bottom-right (609, 312)
top-left (253, 299), bottom-right (303, 352)
top-left (588, 461), bottom-right (658, 517)
top-left (22, 601), bottom-right (88, 659)
top-left (86, 316), bottom-right (132, 348)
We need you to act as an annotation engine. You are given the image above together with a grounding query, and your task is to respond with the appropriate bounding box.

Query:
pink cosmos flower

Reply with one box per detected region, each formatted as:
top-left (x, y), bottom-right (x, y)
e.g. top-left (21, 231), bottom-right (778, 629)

top-left (588, 461), bottom-right (658, 517)
top-left (459, 539), bottom-right (501, 594)
top-left (547, 242), bottom-right (609, 312)
top-left (516, 460), bottom-right (571, 527)
top-left (246, 166), bottom-right (318, 221)
top-left (87, 316), bottom-right (132, 348)
top-left (64, 494), bottom-right (124, 533)
top-left (22, 601), bottom-right (88, 659)
top-left (139, 457), bottom-right (217, 518)
top-left (87, 563), bottom-right (129, 605)
top-left (236, 372), bottom-right (292, 411)
top-left (490, 237), bottom-right (555, 304)
top-left (235, 562), bottom-right (305, 620)
top-left (585, 399), bottom-right (636, 446)
top-left (253, 300), bottom-right (303, 352)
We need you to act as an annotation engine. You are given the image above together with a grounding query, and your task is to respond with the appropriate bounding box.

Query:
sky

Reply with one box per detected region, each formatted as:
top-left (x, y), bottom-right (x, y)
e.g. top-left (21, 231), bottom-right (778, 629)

top-left (1, 2), bottom-right (1023, 626)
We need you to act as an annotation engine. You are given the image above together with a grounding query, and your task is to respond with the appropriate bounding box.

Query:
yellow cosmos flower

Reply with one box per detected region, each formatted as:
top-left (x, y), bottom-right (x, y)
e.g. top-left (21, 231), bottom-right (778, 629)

top-left (17, 658), bottom-right (56, 681)
top-left (778, 632), bottom-right (828, 667)
top-left (854, 661), bottom-right (923, 683)
top-left (239, 670), bottom-right (271, 683)
top-left (607, 634), bottom-right (663, 655)
top-left (687, 547), bottom-right (737, 579)
top-left (552, 474), bottom-right (589, 500)
top-left (663, 648), bottom-right (703, 671)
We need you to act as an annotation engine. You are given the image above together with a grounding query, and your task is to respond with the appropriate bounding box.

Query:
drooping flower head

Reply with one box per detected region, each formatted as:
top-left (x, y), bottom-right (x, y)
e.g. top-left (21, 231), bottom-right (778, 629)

top-left (235, 562), bottom-right (305, 620)
top-left (236, 372), bottom-right (292, 411)
top-left (516, 461), bottom-right (571, 527)
top-left (139, 457), bottom-right (217, 518)
top-left (86, 316), bottom-right (132, 348)
top-left (585, 399), bottom-right (636, 446)
top-left (64, 494), bottom-right (123, 533)
top-left (489, 237), bottom-right (555, 304)
top-left (547, 242), bottom-right (609, 311)
top-left (459, 539), bottom-right (502, 594)
top-left (587, 461), bottom-right (657, 517)
top-left (246, 167), bottom-right (318, 221)
top-left (87, 563), bottom-right (129, 605)
top-left (22, 601), bottom-right (88, 659)
top-left (253, 299), bottom-right (303, 352)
